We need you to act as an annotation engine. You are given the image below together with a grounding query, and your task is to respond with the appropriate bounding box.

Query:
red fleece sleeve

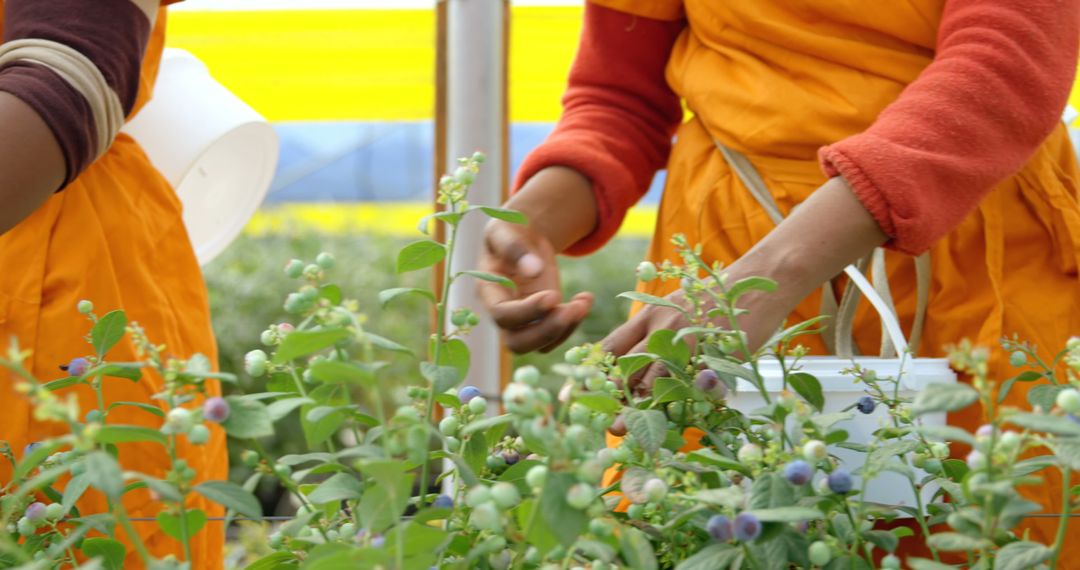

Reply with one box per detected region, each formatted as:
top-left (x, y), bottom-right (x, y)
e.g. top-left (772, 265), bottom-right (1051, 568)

top-left (512, 2), bottom-right (685, 255)
top-left (819, 0), bottom-right (1080, 255)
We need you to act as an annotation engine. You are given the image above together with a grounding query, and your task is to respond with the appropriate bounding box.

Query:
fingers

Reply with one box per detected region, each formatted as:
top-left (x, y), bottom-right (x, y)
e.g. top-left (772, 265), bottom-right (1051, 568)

top-left (484, 221), bottom-right (545, 280)
top-left (481, 287), bottom-right (559, 329)
top-left (601, 314), bottom-right (649, 357)
top-left (505, 293), bottom-right (594, 354)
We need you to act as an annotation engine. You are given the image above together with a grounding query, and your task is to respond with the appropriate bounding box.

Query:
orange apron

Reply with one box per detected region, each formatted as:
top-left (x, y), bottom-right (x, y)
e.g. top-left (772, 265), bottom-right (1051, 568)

top-left (0, 7), bottom-right (226, 569)
top-left (596, 0), bottom-right (1080, 559)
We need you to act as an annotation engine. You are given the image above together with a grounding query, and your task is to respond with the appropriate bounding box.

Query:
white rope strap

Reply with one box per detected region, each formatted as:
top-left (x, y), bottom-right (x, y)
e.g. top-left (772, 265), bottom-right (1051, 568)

top-left (0, 38), bottom-right (125, 160)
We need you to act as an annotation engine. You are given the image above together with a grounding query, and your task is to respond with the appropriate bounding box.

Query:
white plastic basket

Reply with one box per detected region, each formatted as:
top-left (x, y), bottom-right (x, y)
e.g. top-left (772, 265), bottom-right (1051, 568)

top-left (729, 265), bottom-right (957, 511)
top-left (121, 48), bottom-right (279, 266)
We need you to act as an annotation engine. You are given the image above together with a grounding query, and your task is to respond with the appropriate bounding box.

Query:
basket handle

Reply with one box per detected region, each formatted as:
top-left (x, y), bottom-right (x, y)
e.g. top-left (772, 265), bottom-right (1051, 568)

top-left (842, 263), bottom-right (909, 354)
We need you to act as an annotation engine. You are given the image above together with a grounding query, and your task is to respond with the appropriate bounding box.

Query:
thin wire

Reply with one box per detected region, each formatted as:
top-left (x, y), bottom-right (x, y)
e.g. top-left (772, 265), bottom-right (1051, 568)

top-left (122, 514), bottom-right (1080, 522)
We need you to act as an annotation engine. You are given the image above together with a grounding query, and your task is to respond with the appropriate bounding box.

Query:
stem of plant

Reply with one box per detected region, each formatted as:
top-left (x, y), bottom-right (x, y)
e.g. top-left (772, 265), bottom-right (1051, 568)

top-left (419, 212), bottom-right (459, 509)
top-left (1051, 465), bottom-right (1073, 569)
top-left (115, 502), bottom-right (153, 566)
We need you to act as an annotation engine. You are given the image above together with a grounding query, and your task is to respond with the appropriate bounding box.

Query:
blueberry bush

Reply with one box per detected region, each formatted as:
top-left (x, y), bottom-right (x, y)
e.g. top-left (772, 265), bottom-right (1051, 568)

top-left (2, 154), bottom-right (1080, 569)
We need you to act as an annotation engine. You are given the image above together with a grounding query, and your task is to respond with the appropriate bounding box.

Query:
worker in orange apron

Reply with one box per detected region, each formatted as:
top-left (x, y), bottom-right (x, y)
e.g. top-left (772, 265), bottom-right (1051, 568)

top-left (0, 1), bottom-right (225, 567)
top-left (478, 0), bottom-right (1080, 560)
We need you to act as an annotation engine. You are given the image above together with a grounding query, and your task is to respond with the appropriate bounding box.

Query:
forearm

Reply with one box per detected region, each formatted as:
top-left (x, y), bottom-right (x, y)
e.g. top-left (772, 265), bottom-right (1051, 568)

top-left (728, 177), bottom-right (886, 344)
top-left (504, 166), bottom-right (598, 254)
top-left (0, 91), bottom-right (65, 234)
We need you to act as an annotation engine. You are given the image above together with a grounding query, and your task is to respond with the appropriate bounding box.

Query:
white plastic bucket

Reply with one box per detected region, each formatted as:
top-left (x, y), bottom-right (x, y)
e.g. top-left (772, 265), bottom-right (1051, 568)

top-left (729, 266), bottom-right (958, 511)
top-left (121, 48), bottom-right (279, 266)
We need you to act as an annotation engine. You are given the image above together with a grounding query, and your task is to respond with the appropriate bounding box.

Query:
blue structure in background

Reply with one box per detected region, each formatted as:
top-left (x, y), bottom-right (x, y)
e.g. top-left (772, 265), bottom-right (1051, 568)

top-left (267, 122), bottom-right (667, 204)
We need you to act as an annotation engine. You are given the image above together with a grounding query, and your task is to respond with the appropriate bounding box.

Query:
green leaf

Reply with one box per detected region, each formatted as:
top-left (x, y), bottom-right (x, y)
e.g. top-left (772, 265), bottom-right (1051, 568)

top-left (63, 473), bottom-right (91, 513)
top-left (358, 474), bottom-right (413, 533)
top-left (617, 291), bottom-right (685, 314)
top-left (318, 284), bottom-right (342, 305)
top-left (624, 408), bottom-right (667, 455)
top-left (273, 329), bottom-right (351, 364)
top-left (620, 468), bottom-right (654, 505)
top-left (42, 375), bottom-right (83, 392)
top-left (13, 440), bottom-right (62, 482)
top-left (925, 532), bottom-right (985, 552)
top-left (156, 509), bottom-right (207, 541)
top-left (97, 362), bottom-right (143, 382)
top-left (686, 449), bottom-right (750, 475)
top-left (459, 270), bottom-right (515, 290)
top-left (646, 329), bottom-right (691, 368)
top-left (478, 206), bottom-right (527, 224)
top-left (912, 383), bottom-right (979, 416)
top-left (86, 452), bottom-right (123, 500)
top-left (434, 338), bottom-right (471, 380)
top-left (517, 499), bottom-right (559, 554)
top-left (652, 377), bottom-right (694, 403)
top-left (420, 362), bottom-right (461, 393)
top-left (700, 355), bottom-right (757, 382)
top-left (310, 360), bottom-right (374, 388)
top-left (82, 537), bottom-right (126, 570)
top-left (195, 480), bottom-right (262, 518)
top-left (378, 287), bottom-right (435, 308)
top-left (94, 426), bottom-right (166, 446)
top-left (243, 552), bottom-right (298, 570)
top-left (914, 425), bottom-right (976, 447)
top-left (750, 506), bottom-right (824, 523)
top-left (129, 474), bottom-right (182, 502)
top-left (539, 472), bottom-right (588, 548)
top-left (222, 396), bottom-right (274, 439)
top-left (998, 370), bottom-right (1044, 404)
top-left (619, 526), bottom-right (658, 570)
top-left (727, 276), bottom-right (778, 300)
top-left (994, 540), bottom-right (1052, 570)
top-left (863, 530), bottom-right (899, 553)
top-left (306, 473), bottom-right (363, 504)
top-left (1007, 412), bottom-right (1080, 436)
top-left (461, 414), bottom-right (513, 437)
top-left (1028, 384), bottom-right (1068, 411)
top-left (107, 401), bottom-right (164, 418)
top-left (91, 310), bottom-right (128, 358)
top-left (365, 332), bottom-right (413, 355)
top-left (787, 372), bottom-right (824, 412)
top-left (748, 473), bottom-right (794, 510)
top-left (302, 385), bottom-right (348, 447)
top-left (675, 544), bottom-right (741, 570)
top-left (618, 354), bottom-right (655, 378)
top-left (575, 394), bottom-right (622, 414)
top-left (396, 240), bottom-right (446, 273)
top-left (267, 397), bottom-right (316, 422)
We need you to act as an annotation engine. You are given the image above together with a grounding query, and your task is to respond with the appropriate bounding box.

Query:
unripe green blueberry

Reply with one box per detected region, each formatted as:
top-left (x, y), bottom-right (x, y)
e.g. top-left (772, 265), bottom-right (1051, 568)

top-left (931, 442), bottom-right (950, 459)
top-left (188, 424), bottom-right (210, 445)
top-left (569, 403), bottom-right (591, 426)
top-left (315, 252), bottom-right (335, 270)
top-left (564, 346), bottom-right (587, 365)
top-left (808, 541), bottom-right (831, 566)
top-left (438, 415), bottom-right (459, 436)
top-left (260, 330), bottom-right (275, 346)
top-left (881, 554), bottom-right (901, 569)
top-left (1057, 389), bottom-right (1080, 415)
top-left (692, 401), bottom-right (712, 417)
top-left (627, 503), bottom-right (645, 520)
top-left (85, 409), bottom-right (104, 424)
top-left (643, 478), bottom-right (668, 502)
top-left (244, 350), bottom-right (269, 377)
top-left (667, 401), bottom-right (686, 423)
top-left (1009, 350), bottom-right (1027, 367)
top-left (273, 464), bottom-right (292, 479)
top-left (911, 452), bottom-right (928, 468)
top-left (486, 454), bottom-right (507, 470)
top-left (394, 405), bottom-right (420, 423)
top-left (77, 300), bottom-right (94, 315)
top-left (998, 431), bottom-right (1022, 453)
top-left (241, 450), bottom-right (260, 467)
top-left (165, 407), bottom-right (194, 434)
top-left (469, 396), bottom-right (488, 415)
top-left (585, 374), bottom-right (607, 392)
top-left (284, 259), bottom-right (304, 278)
top-left (16, 517), bottom-right (34, 536)
top-left (577, 460), bottom-right (604, 485)
top-left (565, 483), bottom-right (595, 510)
top-left (44, 503), bottom-right (64, 521)
top-left (636, 261), bottom-right (658, 282)
top-left (589, 518), bottom-right (614, 537)
top-left (803, 440), bottom-right (827, 462)
top-left (445, 437), bottom-right (461, 452)
top-left (526, 465), bottom-right (548, 489)
top-left (923, 458), bottom-right (943, 474)
top-left (465, 486), bottom-right (492, 508)
top-left (514, 365), bottom-right (541, 386)
top-left (737, 443), bottom-right (763, 464)
top-left (469, 502), bottom-right (502, 532)
top-left (451, 309), bottom-right (469, 328)
top-left (490, 482), bottom-right (521, 508)
top-left (611, 446), bottom-right (632, 464)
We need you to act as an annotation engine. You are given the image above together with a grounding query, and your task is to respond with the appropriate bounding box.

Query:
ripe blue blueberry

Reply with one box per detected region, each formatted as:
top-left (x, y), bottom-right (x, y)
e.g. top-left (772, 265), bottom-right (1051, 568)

top-left (855, 395), bottom-right (876, 414)
top-left (458, 386), bottom-right (482, 404)
top-left (706, 515), bottom-right (733, 542)
top-left (67, 357), bottom-right (90, 377)
top-left (784, 460), bottom-right (813, 486)
top-left (433, 494), bottom-right (453, 509)
top-left (733, 512), bottom-right (762, 542)
top-left (202, 397), bottom-right (231, 423)
top-left (827, 469), bottom-right (854, 494)
top-left (24, 502), bottom-right (46, 523)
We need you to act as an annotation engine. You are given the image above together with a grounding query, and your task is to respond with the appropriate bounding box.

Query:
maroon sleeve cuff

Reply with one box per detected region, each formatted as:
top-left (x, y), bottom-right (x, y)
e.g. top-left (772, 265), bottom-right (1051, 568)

top-left (0, 62), bottom-right (96, 189)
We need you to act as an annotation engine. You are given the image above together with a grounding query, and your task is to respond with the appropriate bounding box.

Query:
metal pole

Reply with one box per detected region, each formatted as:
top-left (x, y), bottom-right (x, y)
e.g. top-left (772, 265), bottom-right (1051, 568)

top-left (443, 0), bottom-right (508, 405)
